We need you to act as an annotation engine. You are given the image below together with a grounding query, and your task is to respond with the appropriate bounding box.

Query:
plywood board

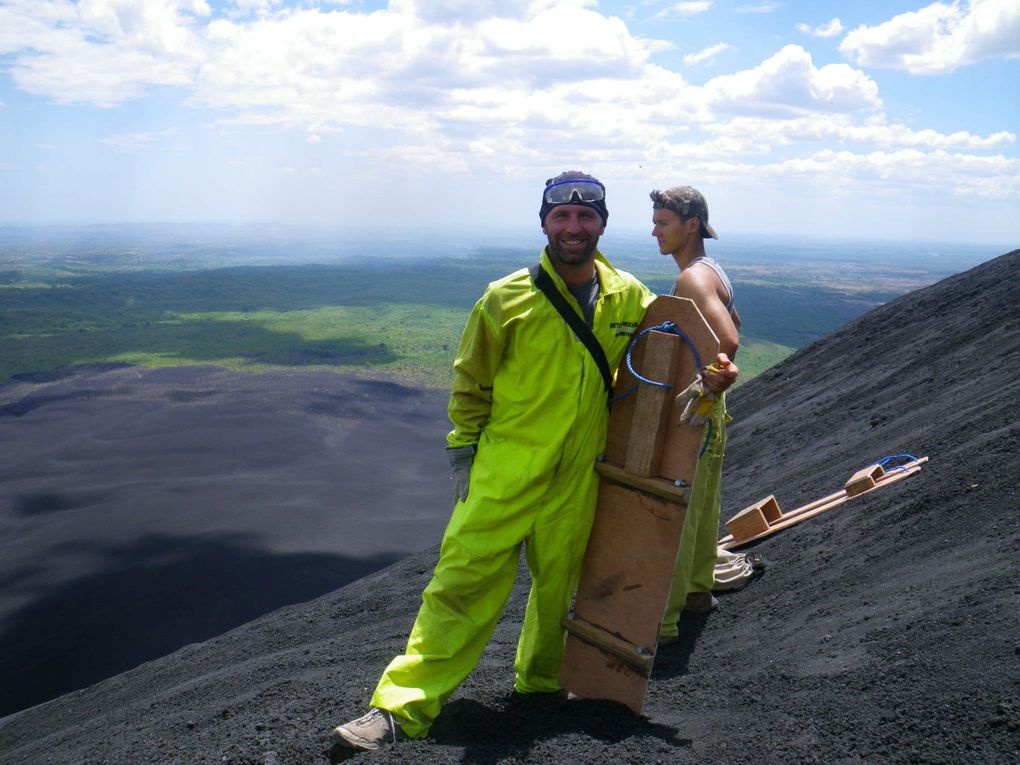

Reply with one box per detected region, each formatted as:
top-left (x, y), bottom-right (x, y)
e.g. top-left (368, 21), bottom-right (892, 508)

top-left (560, 295), bottom-right (720, 714)
top-left (560, 482), bottom-right (687, 713)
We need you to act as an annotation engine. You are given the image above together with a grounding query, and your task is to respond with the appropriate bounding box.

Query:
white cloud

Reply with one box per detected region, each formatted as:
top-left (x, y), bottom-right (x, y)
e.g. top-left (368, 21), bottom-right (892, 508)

top-left (0, 0), bottom-right (208, 105)
top-left (839, 0), bottom-right (1020, 74)
top-left (185, 2), bottom-right (659, 150)
top-left (766, 148), bottom-right (1019, 199)
top-left (703, 45), bottom-right (881, 117)
top-left (704, 114), bottom-right (1015, 153)
top-left (835, 123), bottom-right (1014, 150)
top-left (797, 18), bottom-right (843, 38)
top-left (654, 1), bottom-right (712, 19)
top-left (388, 0), bottom-right (572, 24)
top-left (0, 0), bottom-right (1016, 221)
top-left (228, 0), bottom-right (283, 15)
top-left (733, 3), bottom-right (780, 14)
top-left (76, 0), bottom-right (211, 54)
top-left (683, 43), bottom-right (732, 66)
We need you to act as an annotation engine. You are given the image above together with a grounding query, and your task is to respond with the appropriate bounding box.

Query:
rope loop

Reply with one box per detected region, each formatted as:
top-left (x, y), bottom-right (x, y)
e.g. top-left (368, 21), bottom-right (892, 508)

top-left (876, 453), bottom-right (918, 475)
top-left (620, 320), bottom-right (704, 397)
top-left (613, 319), bottom-right (717, 456)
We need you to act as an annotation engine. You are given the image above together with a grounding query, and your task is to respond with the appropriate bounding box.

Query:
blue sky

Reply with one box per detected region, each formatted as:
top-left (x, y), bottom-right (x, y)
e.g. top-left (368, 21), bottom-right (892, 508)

top-left (1, 0), bottom-right (1018, 245)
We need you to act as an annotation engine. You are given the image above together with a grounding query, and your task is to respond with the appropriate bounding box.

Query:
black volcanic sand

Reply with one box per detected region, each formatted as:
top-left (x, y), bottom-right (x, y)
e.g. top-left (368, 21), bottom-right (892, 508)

top-left (0, 367), bottom-right (452, 717)
top-left (1, 251), bottom-right (1019, 765)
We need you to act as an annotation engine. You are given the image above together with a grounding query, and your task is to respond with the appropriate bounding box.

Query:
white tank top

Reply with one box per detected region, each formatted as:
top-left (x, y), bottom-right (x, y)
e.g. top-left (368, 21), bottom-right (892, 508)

top-left (670, 255), bottom-right (735, 311)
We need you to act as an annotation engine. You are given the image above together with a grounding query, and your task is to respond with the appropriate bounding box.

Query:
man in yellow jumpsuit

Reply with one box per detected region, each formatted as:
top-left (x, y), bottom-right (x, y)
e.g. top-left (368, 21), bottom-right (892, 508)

top-left (332, 171), bottom-right (653, 753)
top-left (650, 186), bottom-right (741, 642)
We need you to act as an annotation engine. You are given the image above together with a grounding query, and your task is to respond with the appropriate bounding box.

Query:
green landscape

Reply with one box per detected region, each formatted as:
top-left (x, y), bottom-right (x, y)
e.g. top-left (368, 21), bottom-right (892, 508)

top-left (0, 227), bottom-right (993, 389)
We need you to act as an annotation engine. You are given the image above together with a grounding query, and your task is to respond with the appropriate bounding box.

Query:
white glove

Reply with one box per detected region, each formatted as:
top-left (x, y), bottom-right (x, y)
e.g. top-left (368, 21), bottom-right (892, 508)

top-left (676, 374), bottom-right (717, 427)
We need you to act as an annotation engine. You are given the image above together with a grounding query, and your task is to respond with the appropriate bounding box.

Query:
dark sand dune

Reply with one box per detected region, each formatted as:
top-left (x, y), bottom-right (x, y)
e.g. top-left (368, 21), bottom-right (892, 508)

top-left (0, 367), bottom-right (452, 717)
top-left (1, 251), bottom-right (1018, 764)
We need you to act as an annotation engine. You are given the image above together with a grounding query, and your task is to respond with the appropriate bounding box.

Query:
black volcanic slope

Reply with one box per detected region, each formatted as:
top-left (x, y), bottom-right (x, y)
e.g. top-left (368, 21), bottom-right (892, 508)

top-left (1, 250), bottom-right (1018, 765)
top-left (0, 368), bottom-right (453, 717)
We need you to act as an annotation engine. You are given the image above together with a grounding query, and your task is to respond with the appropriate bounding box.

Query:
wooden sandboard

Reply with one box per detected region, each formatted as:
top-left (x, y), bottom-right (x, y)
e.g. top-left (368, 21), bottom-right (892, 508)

top-left (604, 296), bottom-right (719, 484)
top-left (718, 456), bottom-right (929, 549)
top-left (559, 295), bottom-right (719, 714)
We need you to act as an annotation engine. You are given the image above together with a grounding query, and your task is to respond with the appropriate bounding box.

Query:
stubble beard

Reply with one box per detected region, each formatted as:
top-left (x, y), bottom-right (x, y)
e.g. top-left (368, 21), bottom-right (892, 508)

top-left (547, 235), bottom-right (599, 267)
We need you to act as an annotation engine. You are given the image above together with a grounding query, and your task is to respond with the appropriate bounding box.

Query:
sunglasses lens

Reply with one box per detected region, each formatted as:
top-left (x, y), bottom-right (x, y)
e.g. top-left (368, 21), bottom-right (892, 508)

top-left (544, 180), bottom-right (605, 204)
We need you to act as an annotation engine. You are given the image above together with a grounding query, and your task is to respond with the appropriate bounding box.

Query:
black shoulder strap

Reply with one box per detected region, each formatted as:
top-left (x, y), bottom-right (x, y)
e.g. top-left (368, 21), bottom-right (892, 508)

top-left (530, 263), bottom-right (613, 403)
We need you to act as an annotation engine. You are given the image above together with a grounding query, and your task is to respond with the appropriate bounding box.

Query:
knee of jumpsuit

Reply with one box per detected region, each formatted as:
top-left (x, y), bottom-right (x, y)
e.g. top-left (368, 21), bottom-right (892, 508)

top-left (512, 464), bottom-right (601, 693)
top-left (370, 516), bottom-right (524, 738)
top-left (660, 396), bottom-right (729, 635)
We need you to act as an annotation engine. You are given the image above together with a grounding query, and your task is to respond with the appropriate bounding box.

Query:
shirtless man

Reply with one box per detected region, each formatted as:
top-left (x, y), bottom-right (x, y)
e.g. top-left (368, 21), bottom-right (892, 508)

top-left (650, 186), bottom-right (741, 641)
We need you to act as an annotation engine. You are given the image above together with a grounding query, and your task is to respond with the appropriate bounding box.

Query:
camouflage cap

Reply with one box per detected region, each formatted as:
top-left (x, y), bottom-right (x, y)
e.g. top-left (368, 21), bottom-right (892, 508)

top-left (649, 186), bottom-right (718, 239)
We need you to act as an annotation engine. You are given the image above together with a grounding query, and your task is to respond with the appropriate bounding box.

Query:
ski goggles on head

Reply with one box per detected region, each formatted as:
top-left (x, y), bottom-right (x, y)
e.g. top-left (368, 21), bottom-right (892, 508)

top-left (543, 178), bottom-right (606, 205)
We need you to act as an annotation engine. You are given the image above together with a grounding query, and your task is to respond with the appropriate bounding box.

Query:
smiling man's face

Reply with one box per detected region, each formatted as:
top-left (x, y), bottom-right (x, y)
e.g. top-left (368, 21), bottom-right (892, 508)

top-left (542, 204), bottom-right (606, 267)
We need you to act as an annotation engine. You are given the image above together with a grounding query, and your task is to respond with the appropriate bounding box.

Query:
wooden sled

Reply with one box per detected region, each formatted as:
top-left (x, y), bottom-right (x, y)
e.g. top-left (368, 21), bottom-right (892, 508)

top-left (558, 295), bottom-right (719, 715)
top-left (719, 456), bottom-right (929, 550)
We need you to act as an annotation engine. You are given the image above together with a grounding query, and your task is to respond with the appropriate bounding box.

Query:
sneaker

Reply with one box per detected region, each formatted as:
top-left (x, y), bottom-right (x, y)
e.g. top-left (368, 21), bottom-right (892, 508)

top-left (745, 552), bottom-right (767, 572)
top-left (332, 708), bottom-right (405, 752)
top-left (683, 592), bottom-right (719, 613)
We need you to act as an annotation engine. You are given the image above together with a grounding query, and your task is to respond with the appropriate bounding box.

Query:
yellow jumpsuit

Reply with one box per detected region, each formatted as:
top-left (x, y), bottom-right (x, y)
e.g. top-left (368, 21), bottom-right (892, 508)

top-left (371, 249), bottom-right (653, 738)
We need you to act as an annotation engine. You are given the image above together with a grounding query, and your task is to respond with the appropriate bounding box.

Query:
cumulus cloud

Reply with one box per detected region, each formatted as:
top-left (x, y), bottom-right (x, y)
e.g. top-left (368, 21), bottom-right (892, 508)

top-left (683, 43), bottom-right (732, 66)
top-left (703, 45), bottom-right (881, 117)
top-left (797, 18), bottom-right (844, 38)
top-left (0, 0), bottom-right (208, 105)
top-left (0, 0), bottom-right (1015, 207)
top-left (228, 0), bottom-right (282, 14)
top-left (76, 0), bottom-right (211, 53)
top-left (839, 0), bottom-right (1020, 74)
top-left (767, 148), bottom-right (1019, 198)
top-left (705, 114), bottom-right (1015, 153)
top-left (391, 0), bottom-right (584, 24)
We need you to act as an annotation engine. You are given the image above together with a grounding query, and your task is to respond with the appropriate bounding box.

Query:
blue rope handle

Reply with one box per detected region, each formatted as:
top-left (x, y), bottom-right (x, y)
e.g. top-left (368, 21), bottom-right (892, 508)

top-left (614, 319), bottom-right (716, 457)
top-left (615, 321), bottom-right (704, 401)
top-left (876, 453), bottom-right (918, 475)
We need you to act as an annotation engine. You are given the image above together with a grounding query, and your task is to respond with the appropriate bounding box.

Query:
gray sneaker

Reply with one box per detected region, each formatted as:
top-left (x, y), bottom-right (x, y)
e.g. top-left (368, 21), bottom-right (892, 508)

top-left (332, 708), bottom-right (405, 752)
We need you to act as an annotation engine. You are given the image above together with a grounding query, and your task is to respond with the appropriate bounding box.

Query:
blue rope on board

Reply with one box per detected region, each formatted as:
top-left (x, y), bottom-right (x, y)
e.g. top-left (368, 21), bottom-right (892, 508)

top-left (614, 321), bottom-right (704, 402)
top-left (613, 320), bottom-right (714, 457)
top-left (876, 453), bottom-right (918, 474)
